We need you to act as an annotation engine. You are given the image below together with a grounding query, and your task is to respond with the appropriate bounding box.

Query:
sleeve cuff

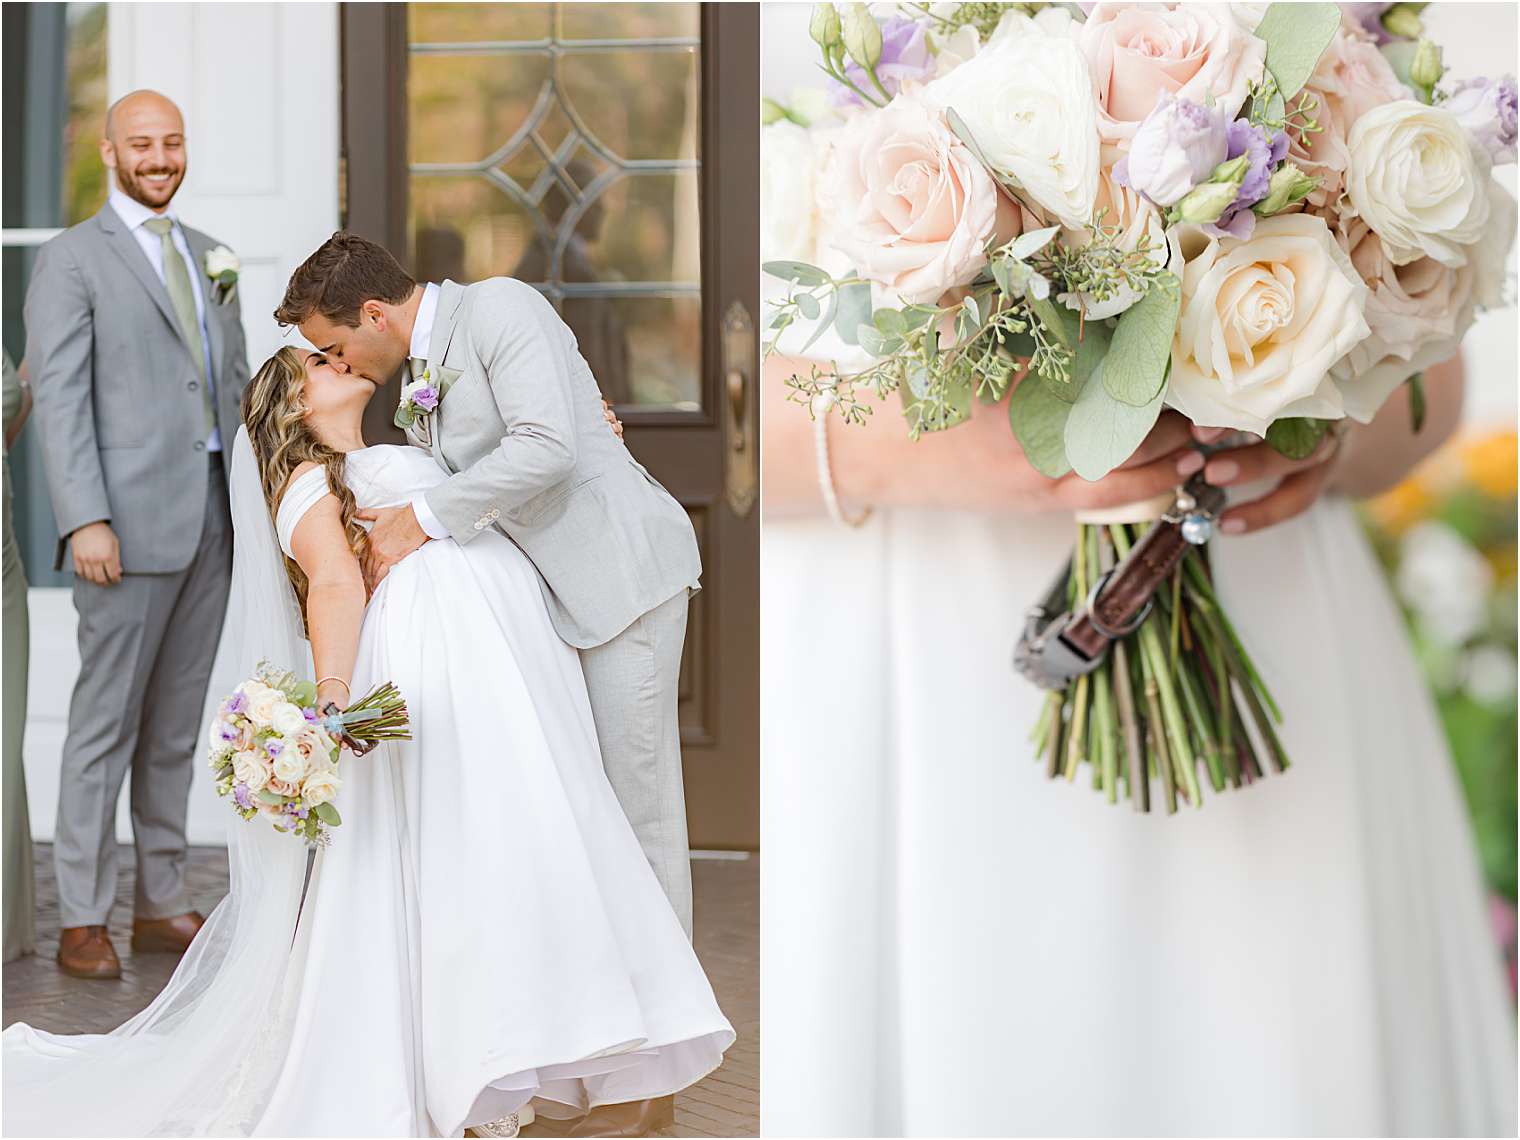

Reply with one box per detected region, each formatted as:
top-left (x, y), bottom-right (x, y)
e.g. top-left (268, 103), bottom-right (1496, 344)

top-left (410, 492), bottom-right (450, 541)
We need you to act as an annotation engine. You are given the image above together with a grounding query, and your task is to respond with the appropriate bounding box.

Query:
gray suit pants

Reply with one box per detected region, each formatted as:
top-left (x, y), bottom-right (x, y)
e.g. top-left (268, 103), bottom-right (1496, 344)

top-left (579, 590), bottom-right (693, 938)
top-left (54, 459), bottom-right (231, 927)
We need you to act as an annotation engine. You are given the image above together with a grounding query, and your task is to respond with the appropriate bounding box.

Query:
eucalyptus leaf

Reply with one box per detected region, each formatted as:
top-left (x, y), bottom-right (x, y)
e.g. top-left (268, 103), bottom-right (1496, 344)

top-left (1254, 3), bottom-right (1341, 99)
top-left (799, 288), bottom-right (840, 354)
top-left (1009, 375), bottom-right (1074, 478)
top-left (1102, 274), bottom-right (1180, 406)
top-left (314, 801), bottom-right (342, 827)
top-left (763, 259), bottom-right (829, 287)
top-left (874, 308), bottom-right (909, 337)
top-left (962, 294), bottom-right (981, 327)
top-left (1263, 416), bottom-right (1331, 459)
top-left (1064, 361), bottom-right (1166, 481)
top-left (903, 305), bottom-right (938, 331)
top-left (256, 790), bottom-right (286, 805)
top-left (1008, 225), bottom-right (1062, 262)
top-left (1071, 320), bottom-right (1113, 396)
top-left (1030, 296), bottom-right (1075, 350)
top-left (905, 360), bottom-right (931, 400)
top-left (834, 277), bottom-right (873, 347)
top-left (796, 291), bottom-right (822, 321)
top-left (991, 258), bottom-right (1015, 298)
top-left (856, 324), bottom-right (894, 356)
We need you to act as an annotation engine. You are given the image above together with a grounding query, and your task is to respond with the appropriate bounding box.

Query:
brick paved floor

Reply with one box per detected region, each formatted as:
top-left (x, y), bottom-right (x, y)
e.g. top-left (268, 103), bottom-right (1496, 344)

top-left (3, 845), bottom-right (758, 1138)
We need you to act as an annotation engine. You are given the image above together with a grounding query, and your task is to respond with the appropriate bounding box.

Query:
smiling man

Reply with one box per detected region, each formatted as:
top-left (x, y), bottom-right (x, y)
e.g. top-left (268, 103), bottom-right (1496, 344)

top-left (23, 89), bottom-right (249, 980)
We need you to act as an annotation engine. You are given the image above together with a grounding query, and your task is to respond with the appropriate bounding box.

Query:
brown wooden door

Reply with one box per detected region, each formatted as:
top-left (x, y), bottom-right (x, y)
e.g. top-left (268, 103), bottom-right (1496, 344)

top-left (340, 1), bottom-right (759, 850)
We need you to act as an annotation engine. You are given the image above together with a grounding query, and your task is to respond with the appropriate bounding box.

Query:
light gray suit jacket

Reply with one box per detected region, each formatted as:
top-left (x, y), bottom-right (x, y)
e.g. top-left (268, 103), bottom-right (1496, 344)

top-left (411, 279), bottom-right (700, 649)
top-left (23, 203), bottom-right (249, 572)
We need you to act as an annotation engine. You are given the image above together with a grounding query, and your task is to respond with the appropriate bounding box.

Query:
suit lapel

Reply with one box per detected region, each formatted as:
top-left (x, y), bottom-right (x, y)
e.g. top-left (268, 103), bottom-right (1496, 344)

top-left (182, 226), bottom-right (225, 384)
top-left (423, 281), bottom-right (467, 466)
top-left (97, 204), bottom-right (196, 364)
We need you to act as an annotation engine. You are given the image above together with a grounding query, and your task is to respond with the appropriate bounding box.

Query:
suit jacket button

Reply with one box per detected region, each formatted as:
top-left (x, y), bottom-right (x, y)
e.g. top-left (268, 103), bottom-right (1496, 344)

top-left (473, 521), bottom-right (484, 530)
top-left (193, 440), bottom-right (205, 452)
top-left (489, 508), bottom-right (500, 518)
top-left (187, 381), bottom-right (198, 391)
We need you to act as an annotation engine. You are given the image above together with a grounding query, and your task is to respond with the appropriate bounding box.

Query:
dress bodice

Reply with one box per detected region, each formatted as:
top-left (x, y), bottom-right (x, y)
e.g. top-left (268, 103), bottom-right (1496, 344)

top-left (275, 445), bottom-right (447, 558)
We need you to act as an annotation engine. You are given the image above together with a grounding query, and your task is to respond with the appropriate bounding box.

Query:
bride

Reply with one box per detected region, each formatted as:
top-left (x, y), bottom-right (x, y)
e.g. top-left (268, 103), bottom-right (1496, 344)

top-left (3, 346), bottom-right (733, 1137)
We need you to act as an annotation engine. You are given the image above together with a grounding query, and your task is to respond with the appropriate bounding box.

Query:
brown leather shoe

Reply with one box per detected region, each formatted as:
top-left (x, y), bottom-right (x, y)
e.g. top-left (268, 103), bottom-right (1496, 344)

top-left (56, 925), bottom-right (122, 979)
top-left (565, 1096), bottom-right (676, 1137)
top-left (131, 911), bottom-right (205, 954)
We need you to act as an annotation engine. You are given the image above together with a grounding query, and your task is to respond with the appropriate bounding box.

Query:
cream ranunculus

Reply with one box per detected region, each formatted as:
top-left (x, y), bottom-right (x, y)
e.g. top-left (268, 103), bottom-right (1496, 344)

top-left (302, 767), bottom-right (341, 807)
top-left (1166, 213), bottom-right (1372, 433)
top-left (1060, 160), bottom-right (1168, 318)
top-left (1346, 101), bottom-right (1493, 267)
top-left (1079, 3), bottom-right (1265, 147)
top-left (232, 749), bottom-right (270, 795)
top-left (1331, 183), bottom-right (1517, 419)
top-left (818, 91), bottom-right (1016, 304)
top-left (924, 13), bottom-right (1100, 227)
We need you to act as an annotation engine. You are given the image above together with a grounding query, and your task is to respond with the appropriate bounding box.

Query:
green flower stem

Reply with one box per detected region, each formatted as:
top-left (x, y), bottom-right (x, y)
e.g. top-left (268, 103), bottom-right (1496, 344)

top-left (1175, 652), bottom-right (1225, 793)
top-left (1065, 674), bottom-right (1090, 782)
top-left (1092, 657), bottom-right (1118, 803)
top-left (1183, 557), bottom-right (1282, 723)
top-left (1112, 639), bottom-right (1148, 812)
top-left (1044, 690), bottom-right (1066, 780)
top-left (1142, 665), bottom-right (1179, 815)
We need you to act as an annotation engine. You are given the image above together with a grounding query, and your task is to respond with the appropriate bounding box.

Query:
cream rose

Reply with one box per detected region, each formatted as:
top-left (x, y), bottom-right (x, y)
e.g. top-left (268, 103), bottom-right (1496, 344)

top-left (1166, 214), bottom-right (1372, 433)
top-left (925, 13), bottom-right (1100, 227)
top-left (819, 90), bottom-right (1015, 304)
top-left (296, 726), bottom-right (338, 775)
top-left (1060, 160), bottom-right (1168, 318)
top-left (1079, 3), bottom-right (1265, 147)
top-left (271, 742), bottom-right (307, 786)
top-left (302, 767), bottom-right (341, 807)
top-left (761, 121), bottom-right (823, 266)
top-left (1346, 101), bottom-right (1493, 267)
top-left (242, 682), bottom-right (280, 728)
top-left (1331, 183), bottom-right (1516, 419)
top-left (267, 777), bottom-right (299, 799)
top-left (1288, 22), bottom-right (1409, 214)
top-left (271, 701), bottom-right (308, 738)
top-left (232, 749), bottom-right (270, 795)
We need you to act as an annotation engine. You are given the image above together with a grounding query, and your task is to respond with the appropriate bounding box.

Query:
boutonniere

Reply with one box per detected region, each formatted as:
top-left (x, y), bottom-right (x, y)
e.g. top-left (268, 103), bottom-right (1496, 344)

top-left (205, 246), bottom-right (240, 305)
top-left (393, 365), bottom-right (461, 430)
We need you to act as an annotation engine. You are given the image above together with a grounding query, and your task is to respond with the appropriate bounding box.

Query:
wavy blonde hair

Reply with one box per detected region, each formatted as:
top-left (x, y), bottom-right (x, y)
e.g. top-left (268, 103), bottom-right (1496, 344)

top-left (240, 346), bottom-right (369, 626)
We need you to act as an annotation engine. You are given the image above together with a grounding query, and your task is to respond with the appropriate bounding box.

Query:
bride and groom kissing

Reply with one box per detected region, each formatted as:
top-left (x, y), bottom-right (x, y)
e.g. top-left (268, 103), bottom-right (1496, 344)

top-left (4, 230), bottom-right (734, 1136)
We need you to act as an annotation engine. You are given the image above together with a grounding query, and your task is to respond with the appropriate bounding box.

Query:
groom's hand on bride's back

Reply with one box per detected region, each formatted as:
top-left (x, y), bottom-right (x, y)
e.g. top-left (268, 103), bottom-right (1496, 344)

top-left (356, 504), bottom-right (430, 592)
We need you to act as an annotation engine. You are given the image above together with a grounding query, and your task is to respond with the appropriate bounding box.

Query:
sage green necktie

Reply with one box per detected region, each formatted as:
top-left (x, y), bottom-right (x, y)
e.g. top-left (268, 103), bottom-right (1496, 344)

top-left (143, 216), bottom-right (215, 436)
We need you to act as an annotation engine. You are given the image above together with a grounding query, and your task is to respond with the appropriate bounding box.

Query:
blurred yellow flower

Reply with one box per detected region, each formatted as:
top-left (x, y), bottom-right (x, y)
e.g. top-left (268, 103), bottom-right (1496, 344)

top-left (1460, 431), bottom-right (1518, 500)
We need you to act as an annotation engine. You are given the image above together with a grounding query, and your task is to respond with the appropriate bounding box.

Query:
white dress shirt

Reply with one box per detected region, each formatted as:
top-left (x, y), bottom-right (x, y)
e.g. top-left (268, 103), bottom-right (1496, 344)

top-left (407, 283), bottom-right (450, 540)
top-left (107, 187), bottom-right (220, 452)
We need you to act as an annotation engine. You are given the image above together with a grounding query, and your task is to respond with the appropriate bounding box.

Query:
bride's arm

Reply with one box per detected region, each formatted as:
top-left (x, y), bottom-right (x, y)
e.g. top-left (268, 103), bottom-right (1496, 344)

top-left (1334, 353), bottom-right (1465, 500)
top-left (762, 353), bottom-right (1196, 517)
top-left (285, 469), bottom-right (367, 711)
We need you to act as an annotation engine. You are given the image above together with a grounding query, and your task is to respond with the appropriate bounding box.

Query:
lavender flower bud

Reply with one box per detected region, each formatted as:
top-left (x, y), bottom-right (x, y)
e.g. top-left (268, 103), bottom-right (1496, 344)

top-left (1382, 2), bottom-right (1427, 40)
top-left (809, 3), bottom-right (841, 49)
top-left (1410, 39), bottom-right (1444, 92)
top-left (1124, 95), bottom-right (1230, 208)
top-left (1175, 155), bottom-right (1250, 225)
top-left (1253, 163), bottom-right (1319, 216)
top-left (840, 3), bottom-right (882, 72)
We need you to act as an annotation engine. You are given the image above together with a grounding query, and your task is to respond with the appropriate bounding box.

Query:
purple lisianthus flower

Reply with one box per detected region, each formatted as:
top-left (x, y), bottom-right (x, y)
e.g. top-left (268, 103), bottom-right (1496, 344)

top-left (1204, 120), bottom-right (1289, 239)
top-left (1446, 75), bottom-right (1518, 166)
top-left (216, 721), bottom-right (240, 744)
top-left (225, 690), bottom-right (247, 716)
top-left (830, 16), bottom-right (933, 108)
top-left (1119, 95), bottom-right (1230, 208)
top-left (265, 740), bottom-right (282, 759)
top-left (411, 385), bottom-right (440, 412)
top-left (302, 706), bottom-right (320, 724)
top-left (233, 782), bottom-right (253, 811)
top-left (1340, 3), bottom-right (1396, 44)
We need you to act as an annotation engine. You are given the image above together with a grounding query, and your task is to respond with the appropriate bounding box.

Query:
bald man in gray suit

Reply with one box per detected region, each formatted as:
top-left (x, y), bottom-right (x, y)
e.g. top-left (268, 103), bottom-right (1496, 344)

top-left (25, 90), bottom-right (249, 978)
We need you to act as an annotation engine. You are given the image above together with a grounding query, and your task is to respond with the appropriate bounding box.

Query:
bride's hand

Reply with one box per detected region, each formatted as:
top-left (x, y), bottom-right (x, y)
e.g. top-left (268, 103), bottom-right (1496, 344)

top-left (356, 504), bottom-right (430, 591)
top-left (602, 398), bottom-right (624, 440)
top-left (1183, 425), bottom-right (1347, 536)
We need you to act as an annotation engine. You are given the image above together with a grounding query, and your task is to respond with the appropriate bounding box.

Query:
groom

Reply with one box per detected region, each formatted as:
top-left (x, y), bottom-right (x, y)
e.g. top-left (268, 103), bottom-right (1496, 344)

top-left (275, 233), bottom-right (701, 938)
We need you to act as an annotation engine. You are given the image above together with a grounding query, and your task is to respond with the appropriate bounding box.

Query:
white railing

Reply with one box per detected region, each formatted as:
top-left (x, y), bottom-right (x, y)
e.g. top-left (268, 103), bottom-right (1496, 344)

top-left (1, 228), bottom-right (64, 247)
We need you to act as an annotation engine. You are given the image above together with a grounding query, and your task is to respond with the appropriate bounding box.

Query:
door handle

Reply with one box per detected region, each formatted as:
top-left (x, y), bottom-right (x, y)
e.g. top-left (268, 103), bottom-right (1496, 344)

top-left (721, 299), bottom-right (757, 517)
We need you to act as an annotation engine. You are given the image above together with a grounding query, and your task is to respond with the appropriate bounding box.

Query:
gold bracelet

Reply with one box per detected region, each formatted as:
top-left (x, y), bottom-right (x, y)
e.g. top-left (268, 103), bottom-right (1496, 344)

top-left (316, 676), bottom-right (350, 697)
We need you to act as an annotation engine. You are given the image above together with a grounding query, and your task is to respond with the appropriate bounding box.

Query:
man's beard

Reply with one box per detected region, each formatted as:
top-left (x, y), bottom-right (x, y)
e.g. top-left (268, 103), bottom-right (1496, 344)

top-left (115, 159), bottom-right (183, 209)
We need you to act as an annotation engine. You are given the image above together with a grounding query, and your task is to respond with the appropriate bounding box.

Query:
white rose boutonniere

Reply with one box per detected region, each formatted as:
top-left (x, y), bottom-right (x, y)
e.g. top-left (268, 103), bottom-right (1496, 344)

top-left (205, 245), bottom-right (240, 305)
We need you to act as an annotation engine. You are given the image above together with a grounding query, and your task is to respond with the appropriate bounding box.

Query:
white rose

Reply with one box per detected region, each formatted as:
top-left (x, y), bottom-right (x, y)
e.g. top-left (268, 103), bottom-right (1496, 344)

top-left (232, 749), bottom-right (269, 794)
top-left (1346, 101), bottom-right (1493, 268)
top-left (1166, 214), bottom-right (1372, 433)
top-left (761, 121), bottom-right (823, 265)
top-left (205, 245), bottom-right (240, 277)
top-left (925, 13), bottom-right (1101, 227)
top-left (271, 701), bottom-right (308, 737)
top-left (243, 683), bottom-right (280, 728)
top-left (302, 767), bottom-right (341, 807)
top-left (271, 742), bottom-right (306, 785)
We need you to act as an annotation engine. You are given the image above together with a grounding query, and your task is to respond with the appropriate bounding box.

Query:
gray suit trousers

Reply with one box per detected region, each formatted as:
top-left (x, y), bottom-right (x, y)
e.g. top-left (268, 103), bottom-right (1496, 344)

top-left (54, 460), bottom-right (232, 927)
top-left (579, 590), bottom-right (694, 938)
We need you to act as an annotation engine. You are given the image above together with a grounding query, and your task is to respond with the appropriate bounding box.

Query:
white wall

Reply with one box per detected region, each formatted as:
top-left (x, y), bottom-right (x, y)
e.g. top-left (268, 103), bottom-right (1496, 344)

top-left (25, 1), bottom-right (341, 845)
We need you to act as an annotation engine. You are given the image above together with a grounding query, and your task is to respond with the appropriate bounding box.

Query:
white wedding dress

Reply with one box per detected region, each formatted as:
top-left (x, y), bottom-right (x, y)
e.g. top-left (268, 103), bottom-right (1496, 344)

top-left (4, 436), bottom-right (733, 1137)
top-left (761, 500), bottom-right (1516, 1137)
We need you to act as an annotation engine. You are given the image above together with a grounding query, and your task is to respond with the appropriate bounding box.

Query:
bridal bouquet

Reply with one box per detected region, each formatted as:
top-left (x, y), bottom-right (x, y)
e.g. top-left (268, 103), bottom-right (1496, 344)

top-left (207, 662), bottom-right (411, 846)
top-left (764, 1), bottom-right (1516, 811)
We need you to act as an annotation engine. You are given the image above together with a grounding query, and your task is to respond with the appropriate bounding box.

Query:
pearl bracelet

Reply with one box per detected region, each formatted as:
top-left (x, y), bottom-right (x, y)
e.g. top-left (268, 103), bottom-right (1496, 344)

top-left (813, 408), bottom-right (872, 529)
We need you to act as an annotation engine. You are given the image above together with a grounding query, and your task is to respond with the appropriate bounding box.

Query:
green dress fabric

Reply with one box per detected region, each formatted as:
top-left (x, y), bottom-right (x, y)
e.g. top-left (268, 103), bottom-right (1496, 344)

top-left (3, 350), bottom-right (35, 961)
